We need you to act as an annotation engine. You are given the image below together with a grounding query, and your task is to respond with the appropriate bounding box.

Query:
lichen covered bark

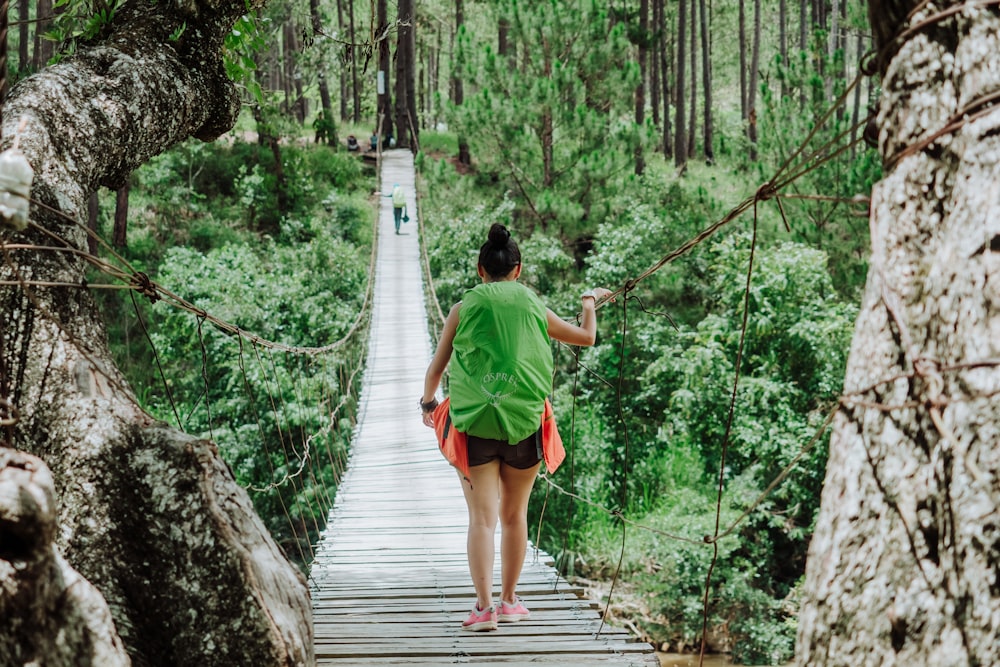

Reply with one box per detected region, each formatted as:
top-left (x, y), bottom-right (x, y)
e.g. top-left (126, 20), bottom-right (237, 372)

top-left (796, 2), bottom-right (1000, 665)
top-left (0, 2), bottom-right (313, 666)
top-left (0, 449), bottom-right (131, 666)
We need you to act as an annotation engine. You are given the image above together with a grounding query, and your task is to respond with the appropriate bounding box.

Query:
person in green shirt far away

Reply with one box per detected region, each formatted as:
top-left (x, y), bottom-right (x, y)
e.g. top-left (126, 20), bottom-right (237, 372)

top-left (421, 223), bottom-right (612, 632)
top-left (390, 184), bottom-right (407, 234)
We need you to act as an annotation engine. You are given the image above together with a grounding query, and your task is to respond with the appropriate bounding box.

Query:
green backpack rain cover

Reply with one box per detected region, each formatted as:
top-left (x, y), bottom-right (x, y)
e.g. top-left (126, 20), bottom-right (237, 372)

top-left (449, 281), bottom-right (553, 443)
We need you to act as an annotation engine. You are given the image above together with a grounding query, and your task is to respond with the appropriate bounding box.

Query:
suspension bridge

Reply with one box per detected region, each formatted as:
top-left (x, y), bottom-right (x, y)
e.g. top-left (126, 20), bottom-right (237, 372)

top-left (307, 149), bottom-right (659, 666)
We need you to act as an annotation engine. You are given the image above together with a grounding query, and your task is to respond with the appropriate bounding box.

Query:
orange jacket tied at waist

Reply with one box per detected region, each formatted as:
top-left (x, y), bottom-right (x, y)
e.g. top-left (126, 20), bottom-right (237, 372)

top-left (431, 397), bottom-right (565, 479)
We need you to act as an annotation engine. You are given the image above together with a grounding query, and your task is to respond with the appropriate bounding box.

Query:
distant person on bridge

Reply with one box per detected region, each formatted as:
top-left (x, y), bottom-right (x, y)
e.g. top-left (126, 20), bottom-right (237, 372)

top-left (420, 223), bottom-right (612, 632)
top-left (389, 183), bottom-right (407, 234)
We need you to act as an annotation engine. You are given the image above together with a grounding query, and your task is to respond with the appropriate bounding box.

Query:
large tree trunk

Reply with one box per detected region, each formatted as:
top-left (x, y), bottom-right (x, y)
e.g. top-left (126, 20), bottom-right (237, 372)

top-left (0, 3), bottom-right (313, 666)
top-left (796, 2), bottom-right (1000, 665)
top-left (394, 0), bottom-right (417, 150)
top-left (0, 450), bottom-right (130, 666)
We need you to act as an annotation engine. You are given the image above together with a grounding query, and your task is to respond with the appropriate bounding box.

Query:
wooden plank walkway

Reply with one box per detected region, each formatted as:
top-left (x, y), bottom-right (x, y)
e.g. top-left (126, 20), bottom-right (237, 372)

top-left (308, 149), bottom-right (659, 666)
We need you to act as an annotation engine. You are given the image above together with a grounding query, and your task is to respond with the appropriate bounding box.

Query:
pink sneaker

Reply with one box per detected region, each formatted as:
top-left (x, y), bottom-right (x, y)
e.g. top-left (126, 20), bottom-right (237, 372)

top-left (497, 596), bottom-right (530, 622)
top-left (461, 603), bottom-right (497, 632)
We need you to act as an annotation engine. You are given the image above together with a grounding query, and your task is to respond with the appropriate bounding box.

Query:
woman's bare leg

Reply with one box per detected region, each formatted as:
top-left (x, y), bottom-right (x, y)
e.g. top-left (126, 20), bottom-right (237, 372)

top-left (460, 462), bottom-right (501, 610)
top-left (498, 461), bottom-right (541, 604)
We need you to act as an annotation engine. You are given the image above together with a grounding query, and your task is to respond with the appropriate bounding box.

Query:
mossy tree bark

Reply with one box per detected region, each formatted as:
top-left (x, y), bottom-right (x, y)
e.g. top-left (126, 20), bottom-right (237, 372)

top-left (796, 2), bottom-right (1000, 665)
top-left (0, 3), bottom-right (313, 666)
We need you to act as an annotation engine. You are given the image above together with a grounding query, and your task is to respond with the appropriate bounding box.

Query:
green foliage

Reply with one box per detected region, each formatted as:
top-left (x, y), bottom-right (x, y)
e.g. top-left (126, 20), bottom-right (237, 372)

top-left (451, 0), bottom-right (653, 245)
top-left (47, 0), bottom-right (123, 56)
top-left (96, 136), bottom-right (375, 564)
top-left (417, 131), bottom-right (460, 157)
top-left (724, 576), bottom-right (796, 664)
top-left (758, 29), bottom-right (881, 297)
top-left (539, 229), bottom-right (854, 655)
top-left (224, 14), bottom-right (268, 104)
top-left (423, 196), bottom-right (518, 307)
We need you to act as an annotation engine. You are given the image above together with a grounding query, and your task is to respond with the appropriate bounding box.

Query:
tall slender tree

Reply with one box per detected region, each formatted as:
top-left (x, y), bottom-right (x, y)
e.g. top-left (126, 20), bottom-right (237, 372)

top-left (377, 0), bottom-right (393, 143)
top-left (699, 0), bottom-right (713, 162)
top-left (335, 0), bottom-right (349, 121)
top-left (17, 0), bottom-right (28, 73)
top-left (650, 0), bottom-right (661, 127)
top-left (634, 0), bottom-right (648, 175)
top-left (747, 0), bottom-right (761, 160)
top-left (349, 0), bottom-right (360, 123)
top-left (33, 0), bottom-right (54, 69)
top-left (799, 0), bottom-right (808, 109)
top-left (688, 0), bottom-right (696, 158)
top-left (659, 0), bottom-right (672, 155)
top-left (739, 0), bottom-right (748, 120)
top-left (310, 0), bottom-right (338, 145)
top-left (674, 0), bottom-right (687, 167)
top-left (394, 0), bottom-right (417, 149)
top-left (453, 0), bottom-right (470, 166)
top-left (779, 0), bottom-right (788, 100)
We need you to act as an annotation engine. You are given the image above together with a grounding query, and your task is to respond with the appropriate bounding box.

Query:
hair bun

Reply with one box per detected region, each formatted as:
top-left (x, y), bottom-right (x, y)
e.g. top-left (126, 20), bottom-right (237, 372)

top-left (488, 223), bottom-right (511, 248)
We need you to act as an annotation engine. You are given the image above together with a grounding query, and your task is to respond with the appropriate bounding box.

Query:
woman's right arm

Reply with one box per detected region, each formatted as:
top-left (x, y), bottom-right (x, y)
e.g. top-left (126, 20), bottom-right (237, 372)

top-left (421, 303), bottom-right (460, 426)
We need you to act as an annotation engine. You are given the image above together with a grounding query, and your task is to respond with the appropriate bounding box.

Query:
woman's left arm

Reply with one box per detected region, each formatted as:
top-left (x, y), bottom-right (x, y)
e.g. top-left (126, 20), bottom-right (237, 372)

top-left (421, 303), bottom-right (460, 426)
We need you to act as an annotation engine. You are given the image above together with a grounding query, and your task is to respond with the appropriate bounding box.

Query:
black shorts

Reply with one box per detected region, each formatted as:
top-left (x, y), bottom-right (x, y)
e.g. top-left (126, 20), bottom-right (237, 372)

top-left (467, 430), bottom-right (542, 469)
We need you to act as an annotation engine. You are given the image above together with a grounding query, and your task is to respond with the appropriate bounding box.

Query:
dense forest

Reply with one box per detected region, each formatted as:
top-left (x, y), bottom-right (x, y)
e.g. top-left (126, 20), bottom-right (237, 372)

top-left (93, 0), bottom-right (874, 662)
top-left (3, 1), bottom-right (997, 666)
top-left (4, 0), bottom-right (877, 664)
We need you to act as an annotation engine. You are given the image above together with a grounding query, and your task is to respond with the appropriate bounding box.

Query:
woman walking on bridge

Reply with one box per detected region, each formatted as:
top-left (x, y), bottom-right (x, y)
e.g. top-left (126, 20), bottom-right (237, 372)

top-left (420, 223), bottom-right (611, 632)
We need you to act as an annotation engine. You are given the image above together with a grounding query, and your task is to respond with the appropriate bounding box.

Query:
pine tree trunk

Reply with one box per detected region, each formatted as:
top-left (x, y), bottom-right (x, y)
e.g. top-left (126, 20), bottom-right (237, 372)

top-left (87, 192), bottom-right (99, 256)
top-left (635, 0), bottom-right (648, 175)
top-left (799, 0), bottom-right (808, 110)
top-left (377, 0), bottom-right (393, 145)
top-left (673, 0), bottom-right (687, 168)
top-left (0, 5), bottom-right (312, 666)
top-left (17, 0), bottom-right (28, 73)
top-left (394, 0), bottom-right (418, 150)
top-left (797, 2), bottom-right (1000, 664)
top-left (850, 32), bottom-right (865, 158)
top-left (747, 0), bottom-right (761, 161)
top-left (405, 0), bottom-right (419, 149)
top-left (650, 0), bottom-right (662, 128)
top-left (779, 0), bottom-right (788, 100)
top-left (349, 0), bottom-right (360, 124)
top-left (454, 0), bottom-right (470, 166)
top-left (335, 0), bottom-right (349, 121)
top-left (311, 0), bottom-right (337, 145)
top-left (738, 0), bottom-right (747, 121)
top-left (33, 0), bottom-right (53, 69)
top-left (699, 0), bottom-right (713, 163)
top-left (113, 183), bottom-right (129, 248)
top-left (661, 5), bottom-right (672, 156)
top-left (687, 1), bottom-right (696, 158)
top-left (394, 0), bottom-right (410, 148)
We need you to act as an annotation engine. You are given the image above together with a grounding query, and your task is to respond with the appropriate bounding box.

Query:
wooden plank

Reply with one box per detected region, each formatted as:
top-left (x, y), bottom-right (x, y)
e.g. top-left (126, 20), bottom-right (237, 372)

top-left (308, 149), bottom-right (658, 667)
